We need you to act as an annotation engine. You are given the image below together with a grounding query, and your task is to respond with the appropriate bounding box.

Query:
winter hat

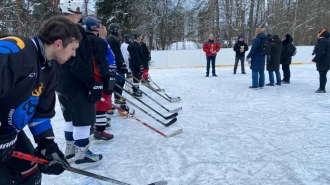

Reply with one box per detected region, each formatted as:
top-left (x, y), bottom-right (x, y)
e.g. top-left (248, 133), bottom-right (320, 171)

top-left (238, 34), bottom-right (243, 39)
top-left (272, 35), bottom-right (279, 39)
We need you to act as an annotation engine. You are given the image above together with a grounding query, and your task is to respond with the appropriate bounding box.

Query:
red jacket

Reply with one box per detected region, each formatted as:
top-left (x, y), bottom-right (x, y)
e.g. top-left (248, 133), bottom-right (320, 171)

top-left (203, 40), bottom-right (220, 56)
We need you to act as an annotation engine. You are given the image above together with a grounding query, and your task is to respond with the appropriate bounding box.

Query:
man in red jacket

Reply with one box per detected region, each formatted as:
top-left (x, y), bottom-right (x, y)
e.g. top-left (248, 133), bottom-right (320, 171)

top-left (202, 34), bottom-right (221, 77)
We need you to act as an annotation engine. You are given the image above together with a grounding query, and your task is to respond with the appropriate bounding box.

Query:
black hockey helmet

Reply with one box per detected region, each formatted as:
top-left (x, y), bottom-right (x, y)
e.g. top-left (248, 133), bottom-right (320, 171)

top-left (132, 31), bottom-right (141, 39)
top-left (82, 16), bottom-right (100, 32)
top-left (123, 34), bottom-right (131, 43)
top-left (108, 23), bottom-right (120, 36)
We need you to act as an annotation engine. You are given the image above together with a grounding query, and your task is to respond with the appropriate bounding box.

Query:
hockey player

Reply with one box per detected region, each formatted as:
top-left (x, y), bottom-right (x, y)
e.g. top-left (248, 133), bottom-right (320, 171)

top-left (121, 34), bottom-right (133, 92)
top-left (83, 17), bottom-right (114, 141)
top-left (57, 0), bottom-right (103, 166)
top-left (106, 23), bottom-right (128, 104)
top-left (140, 34), bottom-right (151, 83)
top-left (0, 15), bottom-right (80, 185)
top-left (128, 31), bottom-right (144, 98)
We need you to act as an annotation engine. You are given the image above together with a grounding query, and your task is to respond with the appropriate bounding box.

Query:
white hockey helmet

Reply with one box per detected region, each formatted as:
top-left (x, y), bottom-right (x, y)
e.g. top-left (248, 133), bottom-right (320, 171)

top-left (59, 0), bottom-right (84, 14)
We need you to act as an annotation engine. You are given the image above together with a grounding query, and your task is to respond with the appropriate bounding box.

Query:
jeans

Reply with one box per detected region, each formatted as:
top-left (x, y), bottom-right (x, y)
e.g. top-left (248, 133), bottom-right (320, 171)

top-left (234, 57), bottom-right (245, 73)
top-left (268, 71), bottom-right (281, 84)
top-left (206, 56), bottom-right (216, 75)
top-left (319, 69), bottom-right (329, 90)
top-left (282, 64), bottom-right (290, 81)
top-left (252, 70), bottom-right (265, 87)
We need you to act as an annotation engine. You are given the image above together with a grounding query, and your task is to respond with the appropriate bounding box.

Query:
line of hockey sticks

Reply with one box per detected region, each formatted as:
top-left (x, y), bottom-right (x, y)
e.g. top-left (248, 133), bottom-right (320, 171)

top-left (148, 74), bottom-right (181, 101)
top-left (11, 151), bottom-right (167, 185)
top-left (112, 93), bottom-right (177, 127)
top-left (115, 83), bottom-right (178, 120)
top-left (101, 97), bottom-right (182, 137)
top-left (122, 76), bottom-right (182, 113)
top-left (116, 72), bottom-right (173, 103)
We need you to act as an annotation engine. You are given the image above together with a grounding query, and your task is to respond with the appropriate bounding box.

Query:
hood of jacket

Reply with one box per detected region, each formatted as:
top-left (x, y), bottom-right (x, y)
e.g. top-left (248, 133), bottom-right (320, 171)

top-left (283, 34), bottom-right (293, 45)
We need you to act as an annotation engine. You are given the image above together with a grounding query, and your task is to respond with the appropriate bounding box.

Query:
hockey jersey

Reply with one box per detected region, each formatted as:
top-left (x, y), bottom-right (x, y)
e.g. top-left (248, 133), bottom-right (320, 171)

top-left (0, 35), bottom-right (58, 143)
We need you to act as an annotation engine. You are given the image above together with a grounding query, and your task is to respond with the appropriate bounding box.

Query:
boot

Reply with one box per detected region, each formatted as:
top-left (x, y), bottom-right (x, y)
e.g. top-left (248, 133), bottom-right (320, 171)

top-left (64, 141), bottom-right (75, 163)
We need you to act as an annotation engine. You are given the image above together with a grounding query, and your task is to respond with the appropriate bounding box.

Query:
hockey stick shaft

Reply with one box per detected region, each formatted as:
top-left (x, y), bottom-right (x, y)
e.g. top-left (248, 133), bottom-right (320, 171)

top-left (148, 74), bottom-right (181, 101)
top-left (11, 151), bottom-right (131, 185)
top-left (117, 73), bottom-right (172, 102)
top-left (115, 83), bottom-right (178, 120)
top-left (113, 93), bottom-right (176, 127)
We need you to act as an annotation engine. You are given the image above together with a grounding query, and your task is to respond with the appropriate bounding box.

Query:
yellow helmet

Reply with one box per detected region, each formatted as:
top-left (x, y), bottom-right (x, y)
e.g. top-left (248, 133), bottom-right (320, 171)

top-left (117, 105), bottom-right (130, 116)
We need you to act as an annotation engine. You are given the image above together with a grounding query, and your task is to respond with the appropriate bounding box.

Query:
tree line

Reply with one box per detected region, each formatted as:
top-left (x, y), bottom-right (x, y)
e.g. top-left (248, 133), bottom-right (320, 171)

top-left (1, 0), bottom-right (329, 50)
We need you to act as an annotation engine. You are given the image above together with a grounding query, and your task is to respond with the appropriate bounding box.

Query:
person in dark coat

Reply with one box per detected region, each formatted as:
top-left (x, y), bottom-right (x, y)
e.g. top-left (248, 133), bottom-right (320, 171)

top-left (266, 35), bottom-right (282, 86)
top-left (246, 28), bottom-right (267, 89)
top-left (312, 29), bottom-right (330, 93)
top-left (233, 34), bottom-right (248, 74)
top-left (280, 34), bottom-right (294, 84)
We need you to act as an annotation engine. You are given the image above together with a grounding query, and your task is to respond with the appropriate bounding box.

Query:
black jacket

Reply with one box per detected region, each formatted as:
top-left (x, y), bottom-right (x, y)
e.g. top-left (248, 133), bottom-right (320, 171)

top-left (0, 35), bottom-right (57, 143)
top-left (280, 34), bottom-right (294, 65)
top-left (56, 25), bottom-right (95, 94)
top-left (127, 41), bottom-right (143, 71)
top-left (140, 41), bottom-right (150, 70)
top-left (106, 34), bottom-right (125, 72)
top-left (312, 31), bottom-right (330, 71)
top-left (267, 37), bottom-right (282, 71)
top-left (233, 41), bottom-right (248, 57)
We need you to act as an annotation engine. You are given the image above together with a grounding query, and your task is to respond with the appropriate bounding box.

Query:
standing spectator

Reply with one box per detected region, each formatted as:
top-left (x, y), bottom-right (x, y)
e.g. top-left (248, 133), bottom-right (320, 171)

top-left (266, 35), bottom-right (282, 86)
top-left (246, 28), bottom-right (267, 89)
top-left (202, 34), bottom-right (220, 77)
top-left (233, 34), bottom-right (248, 74)
top-left (280, 34), bottom-right (294, 84)
top-left (312, 29), bottom-right (330, 93)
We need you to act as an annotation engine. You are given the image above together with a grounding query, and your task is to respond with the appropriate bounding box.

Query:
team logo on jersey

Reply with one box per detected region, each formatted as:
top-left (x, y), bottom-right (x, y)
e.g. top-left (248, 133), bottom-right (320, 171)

top-left (0, 36), bottom-right (25, 54)
top-left (10, 83), bottom-right (44, 130)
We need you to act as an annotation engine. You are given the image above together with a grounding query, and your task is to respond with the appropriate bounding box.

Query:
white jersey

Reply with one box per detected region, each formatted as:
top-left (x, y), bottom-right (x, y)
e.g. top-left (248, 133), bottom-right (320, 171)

top-left (120, 42), bottom-right (131, 73)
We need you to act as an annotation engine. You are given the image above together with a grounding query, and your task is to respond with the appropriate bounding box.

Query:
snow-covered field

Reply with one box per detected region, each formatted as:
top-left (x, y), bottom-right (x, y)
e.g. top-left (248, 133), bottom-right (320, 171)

top-left (25, 63), bottom-right (330, 185)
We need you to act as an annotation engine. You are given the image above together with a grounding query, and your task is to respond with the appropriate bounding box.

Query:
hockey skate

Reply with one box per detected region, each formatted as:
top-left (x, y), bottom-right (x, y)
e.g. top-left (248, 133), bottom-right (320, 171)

top-left (73, 143), bottom-right (103, 169)
top-left (93, 130), bottom-right (114, 143)
top-left (64, 141), bottom-right (75, 163)
top-left (115, 98), bottom-right (126, 104)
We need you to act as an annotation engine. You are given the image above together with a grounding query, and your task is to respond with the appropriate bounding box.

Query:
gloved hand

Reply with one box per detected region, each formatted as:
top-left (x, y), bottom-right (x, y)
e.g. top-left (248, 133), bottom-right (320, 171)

top-left (103, 72), bottom-right (115, 95)
top-left (88, 82), bottom-right (103, 103)
top-left (0, 125), bottom-right (17, 163)
top-left (142, 69), bottom-right (149, 80)
top-left (126, 72), bottom-right (132, 78)
top-left (34, 140), bottom-right (69, 175)
top-left (120, 63), bottom-right (128, 74)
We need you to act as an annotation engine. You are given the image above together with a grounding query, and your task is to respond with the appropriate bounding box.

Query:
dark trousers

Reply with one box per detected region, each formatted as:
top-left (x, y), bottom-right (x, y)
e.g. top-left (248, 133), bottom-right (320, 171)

top-left (319, 69), bottom-right (329, 90)
top-left (234, 56), bottom-right (245, 73)
top-left (114, 72), bottom-right (125, 99)
top-left (0, 131), bottom-right (42, 185)
top-left (282, 64), bottom-right (291, 82)
top-left (206, 56), bottom-right (216, 75)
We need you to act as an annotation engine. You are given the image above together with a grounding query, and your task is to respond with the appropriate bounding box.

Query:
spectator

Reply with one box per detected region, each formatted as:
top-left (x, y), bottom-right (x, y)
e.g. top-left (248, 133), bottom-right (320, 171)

top-left (280, 34), bottom-right (294, 84)
top-left (266, 35), bottom-right (282, 86)
top-left (202, 34), bottom-right (220, 77)
top-left (246, 28), bottom-right (267, 89)
top-left (233, 34), bottom-right (248, 74)
top-left (312, 29), bottom-right (330, 93)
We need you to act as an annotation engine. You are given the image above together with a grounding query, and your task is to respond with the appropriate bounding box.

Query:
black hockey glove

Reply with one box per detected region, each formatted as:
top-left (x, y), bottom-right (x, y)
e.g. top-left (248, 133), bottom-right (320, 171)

top-left (120, 63), bottom-right (128, 74)
top-left (0, 125), bottom-right (17, 163)
top-left (88, 82), bottom-right (103, 103)
top-left (126, 72), bottom-right (132, 78)
top-left (103, 72), bottom-right (115, 95)
top-left (34, 140), bottom-right (69, 175)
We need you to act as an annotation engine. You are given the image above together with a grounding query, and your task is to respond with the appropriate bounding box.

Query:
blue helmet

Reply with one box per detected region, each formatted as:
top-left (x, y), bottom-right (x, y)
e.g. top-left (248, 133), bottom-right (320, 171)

top-left (82, 16), bottom-right (100, 32)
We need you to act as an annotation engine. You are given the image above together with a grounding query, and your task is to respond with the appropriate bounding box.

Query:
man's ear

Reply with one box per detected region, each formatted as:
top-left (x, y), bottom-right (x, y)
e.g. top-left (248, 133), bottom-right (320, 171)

top-left (54, 39), bottom-right (62, 49)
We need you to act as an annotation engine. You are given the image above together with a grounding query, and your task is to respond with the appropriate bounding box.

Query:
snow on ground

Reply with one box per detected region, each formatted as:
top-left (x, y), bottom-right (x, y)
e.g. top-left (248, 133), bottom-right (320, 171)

top-left (25, 64), bottom-right (330, 185)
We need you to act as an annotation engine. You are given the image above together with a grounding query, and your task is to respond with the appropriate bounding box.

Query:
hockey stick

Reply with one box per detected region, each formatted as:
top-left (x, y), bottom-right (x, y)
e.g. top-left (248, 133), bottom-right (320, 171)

top-left (115, 83), bottom-right (178, 120)
top-left (148, 74), bottom-right (181, 102)
top-left (116, 73), bottom-right (173, 103)
top-left (101, 98), bottom-right (182, 137)
top-left (11, 151), bottom-right (167, 185)
top-left (113, 93), bottom-right (176, 127)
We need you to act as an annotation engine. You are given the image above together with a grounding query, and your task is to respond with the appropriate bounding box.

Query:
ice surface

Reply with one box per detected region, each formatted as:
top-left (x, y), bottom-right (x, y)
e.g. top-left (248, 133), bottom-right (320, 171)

top-left (24, 63), bottom-right (330, 185)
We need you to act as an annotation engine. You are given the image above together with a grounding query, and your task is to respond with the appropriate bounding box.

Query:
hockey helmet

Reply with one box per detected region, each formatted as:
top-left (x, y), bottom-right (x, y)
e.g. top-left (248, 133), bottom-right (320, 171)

top-left (132, 31), bottom-right (141, 39)
top-left (123, 34), bottom-right (132, 43)
top-left (108, 23), bottom-right (120, 36)
top-left (59, 0), bottom-right (84, 14)
top-left (117, 105), bottom-right (130, 116)
top-left (82, 17), bottom-right (100, 32)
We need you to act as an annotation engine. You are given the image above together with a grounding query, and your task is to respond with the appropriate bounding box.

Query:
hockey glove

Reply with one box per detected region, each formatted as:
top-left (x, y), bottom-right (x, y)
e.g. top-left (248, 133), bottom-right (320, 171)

top-left (109, 64), bottom-right (117, 72)
top-left (88, 82), bottom-right (103, 103)
top-left (120, 63), bottom-right (128, 74)
top-left (103, 72), bottom-right (115, 95)
top-left (0, 125), bottom-right (17, 163)
top-left (35, 140), bottom-right (69, 175)
top-left (142, 69), bottom-right (149, 80)
top-left (126, 72), bottom-right (132, 78)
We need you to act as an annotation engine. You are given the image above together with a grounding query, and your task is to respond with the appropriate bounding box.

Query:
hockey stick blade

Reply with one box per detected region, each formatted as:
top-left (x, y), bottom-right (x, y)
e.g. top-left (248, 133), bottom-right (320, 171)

top-left (170, 97), bottom-right (181, 102)
top-left (166, 129), bottom-right (183, 138)
top-left (147, 181), bottom-right (168, 185)
top-left (164, 112), bottom-right (178, 120)
top-left (165, 117), bottom-right (177, 127)
top-left (168, 107), bottom-right (182, 113)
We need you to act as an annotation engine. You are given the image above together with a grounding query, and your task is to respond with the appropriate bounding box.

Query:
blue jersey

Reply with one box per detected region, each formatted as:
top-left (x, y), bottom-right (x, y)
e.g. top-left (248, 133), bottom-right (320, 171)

top-left (102, 38), bottom-right (116, 66)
